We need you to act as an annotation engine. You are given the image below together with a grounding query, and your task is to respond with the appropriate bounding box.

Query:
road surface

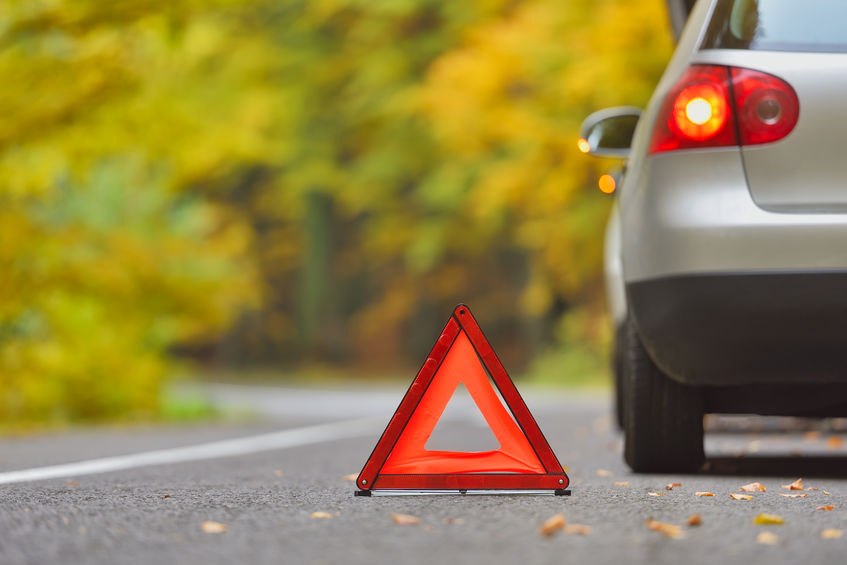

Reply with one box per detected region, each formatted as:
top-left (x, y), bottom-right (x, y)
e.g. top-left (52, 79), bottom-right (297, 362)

top-left (3, 384), bottom-right (847, 565)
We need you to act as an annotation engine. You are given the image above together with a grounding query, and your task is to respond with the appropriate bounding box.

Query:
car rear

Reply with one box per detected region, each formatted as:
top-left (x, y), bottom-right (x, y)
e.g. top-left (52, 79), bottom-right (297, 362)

top-left (622, 0), bottom-right (847, 395)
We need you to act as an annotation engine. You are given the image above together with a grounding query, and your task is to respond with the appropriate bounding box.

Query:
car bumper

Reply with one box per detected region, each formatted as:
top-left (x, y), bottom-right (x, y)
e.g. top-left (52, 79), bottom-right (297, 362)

top-left (628, 271), bottom-right (847, 387)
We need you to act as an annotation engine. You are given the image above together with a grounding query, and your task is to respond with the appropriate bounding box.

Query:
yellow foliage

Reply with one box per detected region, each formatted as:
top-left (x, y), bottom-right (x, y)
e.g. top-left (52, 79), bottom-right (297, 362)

top-left (0, 0), bottom-right (673, 423)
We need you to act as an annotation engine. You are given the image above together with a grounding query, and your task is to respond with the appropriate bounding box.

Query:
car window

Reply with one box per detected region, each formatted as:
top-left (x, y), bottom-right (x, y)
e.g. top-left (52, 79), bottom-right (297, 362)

top-left (701, 0), bottom-right (847, 53)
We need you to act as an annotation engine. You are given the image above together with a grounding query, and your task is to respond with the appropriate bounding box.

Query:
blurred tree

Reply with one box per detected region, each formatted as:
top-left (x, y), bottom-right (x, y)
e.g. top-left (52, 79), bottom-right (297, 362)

top-left (0, 0), bottom-right (672, 425)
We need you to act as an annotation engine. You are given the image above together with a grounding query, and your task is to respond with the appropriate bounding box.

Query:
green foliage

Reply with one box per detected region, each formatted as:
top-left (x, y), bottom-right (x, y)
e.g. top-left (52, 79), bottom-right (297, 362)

top-left (0, 0), bottom-right (672, 425)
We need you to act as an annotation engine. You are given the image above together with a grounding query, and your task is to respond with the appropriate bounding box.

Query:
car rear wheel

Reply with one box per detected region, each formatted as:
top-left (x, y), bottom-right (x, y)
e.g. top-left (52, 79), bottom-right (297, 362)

top-left (623, 317), bottom-right (704, 472)
top-left (613, 323), bottom-right (626, 429)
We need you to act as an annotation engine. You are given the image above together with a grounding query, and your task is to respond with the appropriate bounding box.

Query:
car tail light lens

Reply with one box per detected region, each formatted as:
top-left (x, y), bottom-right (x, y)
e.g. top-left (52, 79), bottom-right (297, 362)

top-left (730, 67), bottom-right (800, 145)
top-left (649, 64), bottom-right (799, 154)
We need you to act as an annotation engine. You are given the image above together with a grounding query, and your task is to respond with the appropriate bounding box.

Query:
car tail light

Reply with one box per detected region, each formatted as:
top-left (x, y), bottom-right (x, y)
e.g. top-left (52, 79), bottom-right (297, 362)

top-left (649, 64), bottom-right (799, 154)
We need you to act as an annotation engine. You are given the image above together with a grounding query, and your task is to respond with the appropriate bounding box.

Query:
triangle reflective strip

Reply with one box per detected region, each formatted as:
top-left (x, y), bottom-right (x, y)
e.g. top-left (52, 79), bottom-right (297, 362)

top-left (355, 304), bottom-right (569, 493)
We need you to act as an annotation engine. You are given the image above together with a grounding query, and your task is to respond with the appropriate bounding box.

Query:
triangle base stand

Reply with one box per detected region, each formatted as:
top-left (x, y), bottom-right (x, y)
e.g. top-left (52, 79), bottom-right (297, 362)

top-left (355, 489), bottom-right (570, 497)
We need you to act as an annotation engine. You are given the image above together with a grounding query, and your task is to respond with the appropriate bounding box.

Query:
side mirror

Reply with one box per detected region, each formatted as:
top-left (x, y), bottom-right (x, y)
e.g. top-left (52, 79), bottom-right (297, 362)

top-left (578, 107), bottom-right (642, 158)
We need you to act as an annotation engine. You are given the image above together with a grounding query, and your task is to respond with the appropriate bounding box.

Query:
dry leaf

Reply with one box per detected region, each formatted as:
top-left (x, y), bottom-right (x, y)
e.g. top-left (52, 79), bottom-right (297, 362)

top-left (756, 532), bottom-right (779, 545)
top-left (538, 513), bottom-right (566, 537)
top-left (730, 493), bottom-right (753, 501)
top-left (341, 474), bottom-right (358, 482)
top-left (827, 436), bottom-right (844, 450)
top-left (778, 493), bottom-right (807, 499)
top-left (162, 494), bottom-right (171, 499)
top-left (808, 487), bottom-right (819, 491)
top-left (695, 492), bottom-right (715, 497)
top-left (646, 519), bottom-right (683, 539)
top-left (781, 478), bottom-right (804, 490)
top-left (596, 469), bottom-right (613, 477)
top-left (392, 514), bottom-right (421, 526)
top-left (665, 482), bottom-right (682, 490)
top-left (310, 512), bottom-right (334, 519)
top-left (201, 521), bottom-right (228, 534)
top-left (816, 505), bottom-right (835, 511)
top-left (821, 529), bottom-right (844, 539)
top-left (564, 524), bottom-right (592, 536)
top-left (443, 518), bottom-right (465, 525)
top-left (687, 515), bottom-right (702, 526)
top-left (66, 482), bottom-right (79, 487)
top-left (647, 492), bottom-right (664, 497)
top-left (803, 430), bottom-right (821, 442)
top-left (273, 470), bottom-right (284, 478)
top-left (614, 481), bottom-right (630, 487)
top-left (753, 514), bottom-right (784, 525)
top-left (823, 490), bottom-right (831, 496)
top-left (740, 482), bottom-right (766, 493)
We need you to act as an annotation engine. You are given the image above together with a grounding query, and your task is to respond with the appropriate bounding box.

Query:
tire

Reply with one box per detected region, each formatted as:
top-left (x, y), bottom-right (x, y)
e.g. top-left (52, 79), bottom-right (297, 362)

top-left (612, 323), bottom-right (626, 430)
top-left (623, 317), bottom-right (704, 473)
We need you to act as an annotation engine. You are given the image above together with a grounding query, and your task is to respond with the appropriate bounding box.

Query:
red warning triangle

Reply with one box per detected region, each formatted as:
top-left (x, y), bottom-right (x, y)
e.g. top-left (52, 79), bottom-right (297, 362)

top-left (356, 305), bottom-right (569, 494)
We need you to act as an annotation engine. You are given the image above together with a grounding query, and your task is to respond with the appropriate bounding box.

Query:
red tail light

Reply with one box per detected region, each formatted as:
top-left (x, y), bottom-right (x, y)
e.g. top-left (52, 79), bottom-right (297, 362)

top-left (649, 64), bottom-right (799, 154)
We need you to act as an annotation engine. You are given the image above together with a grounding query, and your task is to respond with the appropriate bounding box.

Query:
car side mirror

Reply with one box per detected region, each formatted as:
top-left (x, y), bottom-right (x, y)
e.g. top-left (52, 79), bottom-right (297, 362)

top-left (578, 107), bottom-right (642, 158)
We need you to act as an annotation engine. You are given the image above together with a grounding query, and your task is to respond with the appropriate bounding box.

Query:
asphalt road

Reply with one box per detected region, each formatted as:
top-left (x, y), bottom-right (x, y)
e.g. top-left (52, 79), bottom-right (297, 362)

top-left (3, 384), bottom-right (847, 565)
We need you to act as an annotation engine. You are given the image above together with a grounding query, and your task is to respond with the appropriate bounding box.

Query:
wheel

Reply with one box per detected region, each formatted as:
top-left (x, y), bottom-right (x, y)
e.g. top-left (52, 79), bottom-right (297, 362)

top-left (612, 323), bottom-right (626, 430)
top-left (623, 317), bottom-right (704, 472)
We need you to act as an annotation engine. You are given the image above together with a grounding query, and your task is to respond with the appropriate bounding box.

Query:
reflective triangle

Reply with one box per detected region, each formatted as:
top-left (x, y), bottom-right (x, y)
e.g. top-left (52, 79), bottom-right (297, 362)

top-left (355, 304), bottom-right (569, 494)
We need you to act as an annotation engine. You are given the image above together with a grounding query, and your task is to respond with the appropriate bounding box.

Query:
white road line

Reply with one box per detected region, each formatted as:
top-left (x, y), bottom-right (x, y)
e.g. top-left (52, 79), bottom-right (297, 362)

top-left (0, 417), bottom-right (383, 486)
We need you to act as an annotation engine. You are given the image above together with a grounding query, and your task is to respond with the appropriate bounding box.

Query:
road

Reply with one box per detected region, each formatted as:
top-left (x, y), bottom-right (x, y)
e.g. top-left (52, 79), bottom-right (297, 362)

top-left (3, 383), bottom-right (847, 565)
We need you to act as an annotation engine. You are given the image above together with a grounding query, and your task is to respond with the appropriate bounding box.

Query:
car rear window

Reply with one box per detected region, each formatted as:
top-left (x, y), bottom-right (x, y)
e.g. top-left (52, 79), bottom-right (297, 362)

top-left (701, 0), bottom-right (847, 53)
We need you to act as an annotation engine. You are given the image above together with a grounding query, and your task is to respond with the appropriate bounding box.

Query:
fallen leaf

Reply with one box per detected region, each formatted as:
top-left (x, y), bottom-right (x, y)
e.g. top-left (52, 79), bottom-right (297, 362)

top-left (201, 521), bottom-right (228, 534)
top-left (821, 529), bottom-right (844, 539)
top-left (310, 512), bottom-right (334, 519)
top-left (740, 482), bottom-right (766, 493)
top-left (646, 519), bottom-right (683, 539)
top-left (803, 430), bottom-right (821, 442)
top-left (753, 514), bottom-right (784, 525)
top-left (808, 487), bottom-right (820, 491)
top-left (823, 490), bottom-right (831, 496)
top-left (665, 482), bottom-right (682, 490)
top-left (816, 505), bottom-right (835, 511)
top-left (778, 493), bottom-right (807, 499)
top-left (66, 482), bottom-right (79, 487)
top-left (596, 469), bottom-right (613, 477)
top-left (392, 514), bottom-right (421, 526)
top-left (687, 515), bottom-right (702, 526)
top-left (781, 478), bottom-right (804, 491)
top-left (341, 474), bottom-right (358, 482)
top-left (756, 532), bottom-right (779, 545)
top-left (443, 518), bottom-right (465, 525)
top-left (647, 492), bottom-right (664, 497)
top-left (162, 494), bottom-right (171, 499)
top-left (614, 481), bottom-right (630, 487)
top-left (538, 513), bottom-right (566, 537)
top-left (273, 470), bottom-right (284, 478)
top-left (564, 524), bottom-right (592, 536)
top-left (695, 491), bottom-right (715, 497)
top-left (730, 493), bottom-right (753, 501)
top-left (827, 436), bottom-right (844, 450)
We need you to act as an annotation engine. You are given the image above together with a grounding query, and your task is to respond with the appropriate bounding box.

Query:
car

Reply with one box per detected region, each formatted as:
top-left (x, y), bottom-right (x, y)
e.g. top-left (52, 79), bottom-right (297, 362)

top-left (580, 0), bottom-right (847, 472)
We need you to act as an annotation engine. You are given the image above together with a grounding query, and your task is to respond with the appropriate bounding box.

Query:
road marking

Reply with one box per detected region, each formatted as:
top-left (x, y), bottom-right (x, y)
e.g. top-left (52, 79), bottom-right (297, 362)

top-left (0, 417), bottom-right (383, 485)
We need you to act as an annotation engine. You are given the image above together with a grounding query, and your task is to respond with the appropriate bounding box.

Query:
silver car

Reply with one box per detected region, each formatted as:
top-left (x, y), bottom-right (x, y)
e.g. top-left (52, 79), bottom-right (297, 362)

top-left (581, 0), bottom-right (847, 472)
